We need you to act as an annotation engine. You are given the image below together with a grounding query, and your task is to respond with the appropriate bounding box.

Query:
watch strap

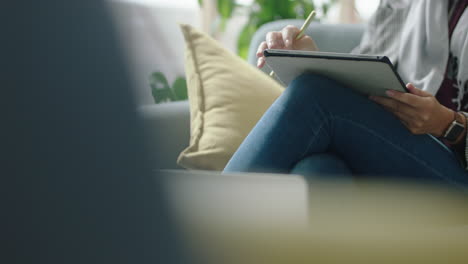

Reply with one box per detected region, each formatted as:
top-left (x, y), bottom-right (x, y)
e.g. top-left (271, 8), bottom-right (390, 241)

top-left (443, 111), bottom-right (466, 143)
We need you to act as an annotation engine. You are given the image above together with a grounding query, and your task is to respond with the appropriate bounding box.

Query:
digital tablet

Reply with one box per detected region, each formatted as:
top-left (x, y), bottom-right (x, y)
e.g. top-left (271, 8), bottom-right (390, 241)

top-left (264, 49), bottom-right (408, 96)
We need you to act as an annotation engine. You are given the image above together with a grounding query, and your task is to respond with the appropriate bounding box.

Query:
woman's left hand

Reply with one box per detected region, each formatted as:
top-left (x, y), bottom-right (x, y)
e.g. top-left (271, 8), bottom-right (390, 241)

top-left (369, 83), bottom-right (454, 137)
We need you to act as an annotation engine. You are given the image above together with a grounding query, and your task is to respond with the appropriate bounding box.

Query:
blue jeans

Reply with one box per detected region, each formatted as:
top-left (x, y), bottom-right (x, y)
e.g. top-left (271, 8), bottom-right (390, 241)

top-left (224, 74), bottom-right (468, 191)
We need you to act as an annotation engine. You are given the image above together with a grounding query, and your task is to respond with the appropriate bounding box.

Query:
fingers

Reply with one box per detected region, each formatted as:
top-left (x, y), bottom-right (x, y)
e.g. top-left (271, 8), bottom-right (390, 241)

top-left (372, 97), bottom-right (425, 134)
top-left (259, 25), bottom-right (314, 68)
top-left (372, 85), bottom-right (444, 136)
top-left (282, 25), bottom-right (300, 49)
top-left (256, 41), bottom-right (268, 68)
top-left (266, 31), bottom-right (285, 49)
top-left (384, 84), bottom-right (430, 107)
top-left (371, 95), bottom-right (429, 134)
top-left (256, 41), bottom-right (268, 58)
top-left (385, 89), bottom-right (426, 107)
top-left (257, 57), bottom-right (266, 68)
top-left (380, 103), bottom-right (420, 133)
top-left (370, 95), bottom-right (419, 119)
top-left (298, 35), bottom-right (319, 51)
top-left (406, 83), bottom-right (431, 97)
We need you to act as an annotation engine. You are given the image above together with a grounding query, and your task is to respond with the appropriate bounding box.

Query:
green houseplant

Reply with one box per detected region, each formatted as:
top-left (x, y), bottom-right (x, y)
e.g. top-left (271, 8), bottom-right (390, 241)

top-left (152, 0), bottom-right (337, 104)
top-left (200, 0), bottom-right (337, 58)
top-left (149, 72), bottom-right (188, 103)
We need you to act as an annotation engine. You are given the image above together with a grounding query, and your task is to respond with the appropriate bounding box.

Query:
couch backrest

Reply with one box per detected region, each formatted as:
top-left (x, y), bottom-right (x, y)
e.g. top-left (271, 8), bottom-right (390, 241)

top-left (248, 19), bottom-right (365, 72)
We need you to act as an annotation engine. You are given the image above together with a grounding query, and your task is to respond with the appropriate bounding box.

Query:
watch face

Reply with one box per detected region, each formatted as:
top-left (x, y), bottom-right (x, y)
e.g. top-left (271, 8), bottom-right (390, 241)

top-left (446, 122), bottom-right (465, 142)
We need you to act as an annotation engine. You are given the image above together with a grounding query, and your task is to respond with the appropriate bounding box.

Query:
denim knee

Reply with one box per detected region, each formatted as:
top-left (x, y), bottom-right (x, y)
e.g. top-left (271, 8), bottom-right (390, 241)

top-left (291, 153), bottom-right (353, 177)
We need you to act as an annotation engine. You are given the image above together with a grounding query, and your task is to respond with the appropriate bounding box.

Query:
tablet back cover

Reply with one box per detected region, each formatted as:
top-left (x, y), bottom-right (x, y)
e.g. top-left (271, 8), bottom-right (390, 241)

top-left (265, 52), bottom-right (406, 96)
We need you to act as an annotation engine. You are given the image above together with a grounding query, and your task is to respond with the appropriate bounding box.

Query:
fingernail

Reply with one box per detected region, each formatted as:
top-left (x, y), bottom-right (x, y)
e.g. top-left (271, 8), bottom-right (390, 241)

top-left (386, 90), bottom-right (394, 97)
top-left (407, 83), bottom-right (416, 90)
top-left (285, 39), bottom-right (290, 48)
top-left (257, 59), bottom-right (261, 67)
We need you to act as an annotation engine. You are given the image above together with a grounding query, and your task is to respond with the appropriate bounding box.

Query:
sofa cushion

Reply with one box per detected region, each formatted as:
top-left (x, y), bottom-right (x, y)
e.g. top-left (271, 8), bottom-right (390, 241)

top-left (177, 24), bottom-right (284, 171)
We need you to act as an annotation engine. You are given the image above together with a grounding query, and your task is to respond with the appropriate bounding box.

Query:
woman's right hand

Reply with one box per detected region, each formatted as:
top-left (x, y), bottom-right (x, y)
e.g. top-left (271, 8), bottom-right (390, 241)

top-left (256, 25), bottom-right (319, 68)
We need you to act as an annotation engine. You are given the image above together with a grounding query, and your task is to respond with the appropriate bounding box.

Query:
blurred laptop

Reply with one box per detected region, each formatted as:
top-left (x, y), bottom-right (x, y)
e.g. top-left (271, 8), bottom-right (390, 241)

top-left (161, 170), bottom-right (468, 264)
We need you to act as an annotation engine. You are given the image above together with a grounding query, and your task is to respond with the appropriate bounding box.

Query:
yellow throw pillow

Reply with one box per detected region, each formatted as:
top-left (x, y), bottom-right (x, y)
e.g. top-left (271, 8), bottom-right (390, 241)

top-left (177, 24), bottom-right (284, 171)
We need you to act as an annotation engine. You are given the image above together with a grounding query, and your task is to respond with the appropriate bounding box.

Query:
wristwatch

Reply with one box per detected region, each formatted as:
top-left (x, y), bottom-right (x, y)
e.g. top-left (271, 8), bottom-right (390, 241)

top-left (443, 111), bottom-right (466, 142)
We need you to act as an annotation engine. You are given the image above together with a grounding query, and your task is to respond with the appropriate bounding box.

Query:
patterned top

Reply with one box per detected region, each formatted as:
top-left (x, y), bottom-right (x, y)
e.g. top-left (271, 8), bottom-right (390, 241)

top-left (354, 0), bottom-right (468, 168)
top-left (436, 0), bottom-right (468, 112)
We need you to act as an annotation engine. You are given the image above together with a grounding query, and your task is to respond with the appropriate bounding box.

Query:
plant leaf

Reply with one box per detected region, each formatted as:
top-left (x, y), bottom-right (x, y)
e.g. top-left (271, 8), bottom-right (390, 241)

top-left (274, 0), bottom-right (296, 19)
top-left (149, 72), bottom-right (176, 103)
top-left (198, 0), bottom-right (203, 6)
top-left (237, 22), bottom-right (258, 59)
top-left (152, 89), bottom-right (173, 104)
top-left (172, 77), bottom-right (188, 101)
top-left (219, 17), bottom-right (228, 32)
top-left (217, 0), bottom-right (235, 19)
top-left (149, 72), bottom-right (169, 90)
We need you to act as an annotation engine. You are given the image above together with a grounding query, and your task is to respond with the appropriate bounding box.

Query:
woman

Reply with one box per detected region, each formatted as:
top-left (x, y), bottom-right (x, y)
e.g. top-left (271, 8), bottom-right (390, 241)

top-left (224, 0), bottom-right (468, 191)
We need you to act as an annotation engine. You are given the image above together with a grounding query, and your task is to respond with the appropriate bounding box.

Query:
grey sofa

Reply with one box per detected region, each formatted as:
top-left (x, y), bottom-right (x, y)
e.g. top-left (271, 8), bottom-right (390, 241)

top-left (140, 20), bottom-right (365, 170)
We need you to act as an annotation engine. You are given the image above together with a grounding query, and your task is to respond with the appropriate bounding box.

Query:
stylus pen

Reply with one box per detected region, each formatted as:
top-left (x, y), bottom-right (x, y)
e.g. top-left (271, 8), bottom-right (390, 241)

top-left (269, 10), bottom-right (316, 77)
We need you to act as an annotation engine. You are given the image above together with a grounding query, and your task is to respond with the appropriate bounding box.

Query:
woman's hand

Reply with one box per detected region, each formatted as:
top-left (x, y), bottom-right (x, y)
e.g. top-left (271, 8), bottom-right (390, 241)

top-left (369, 83), bottom-right (455, 137)
top-left (256, 25), bottom-right (318, 68)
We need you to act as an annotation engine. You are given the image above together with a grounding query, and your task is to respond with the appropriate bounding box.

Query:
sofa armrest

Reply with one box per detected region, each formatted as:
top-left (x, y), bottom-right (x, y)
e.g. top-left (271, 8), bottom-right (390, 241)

top-left (139, 101), bottom-right (190, 170)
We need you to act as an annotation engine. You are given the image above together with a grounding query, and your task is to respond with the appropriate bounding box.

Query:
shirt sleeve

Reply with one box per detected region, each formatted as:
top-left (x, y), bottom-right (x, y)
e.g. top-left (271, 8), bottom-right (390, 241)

top-left (351, 0), bottom-right (410, 65)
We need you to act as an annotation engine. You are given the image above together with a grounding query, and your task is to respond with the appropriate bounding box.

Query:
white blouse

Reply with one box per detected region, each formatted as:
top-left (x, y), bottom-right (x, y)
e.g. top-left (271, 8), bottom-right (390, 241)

top-left (354, 0), bottom-right (468, 168)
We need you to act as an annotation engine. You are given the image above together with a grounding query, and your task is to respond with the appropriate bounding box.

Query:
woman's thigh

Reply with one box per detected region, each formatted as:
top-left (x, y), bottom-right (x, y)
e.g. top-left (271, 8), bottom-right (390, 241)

top-left (226, 73), bottom-right (468, 191)
top-left (288, 74), bottom-right (468, 190)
